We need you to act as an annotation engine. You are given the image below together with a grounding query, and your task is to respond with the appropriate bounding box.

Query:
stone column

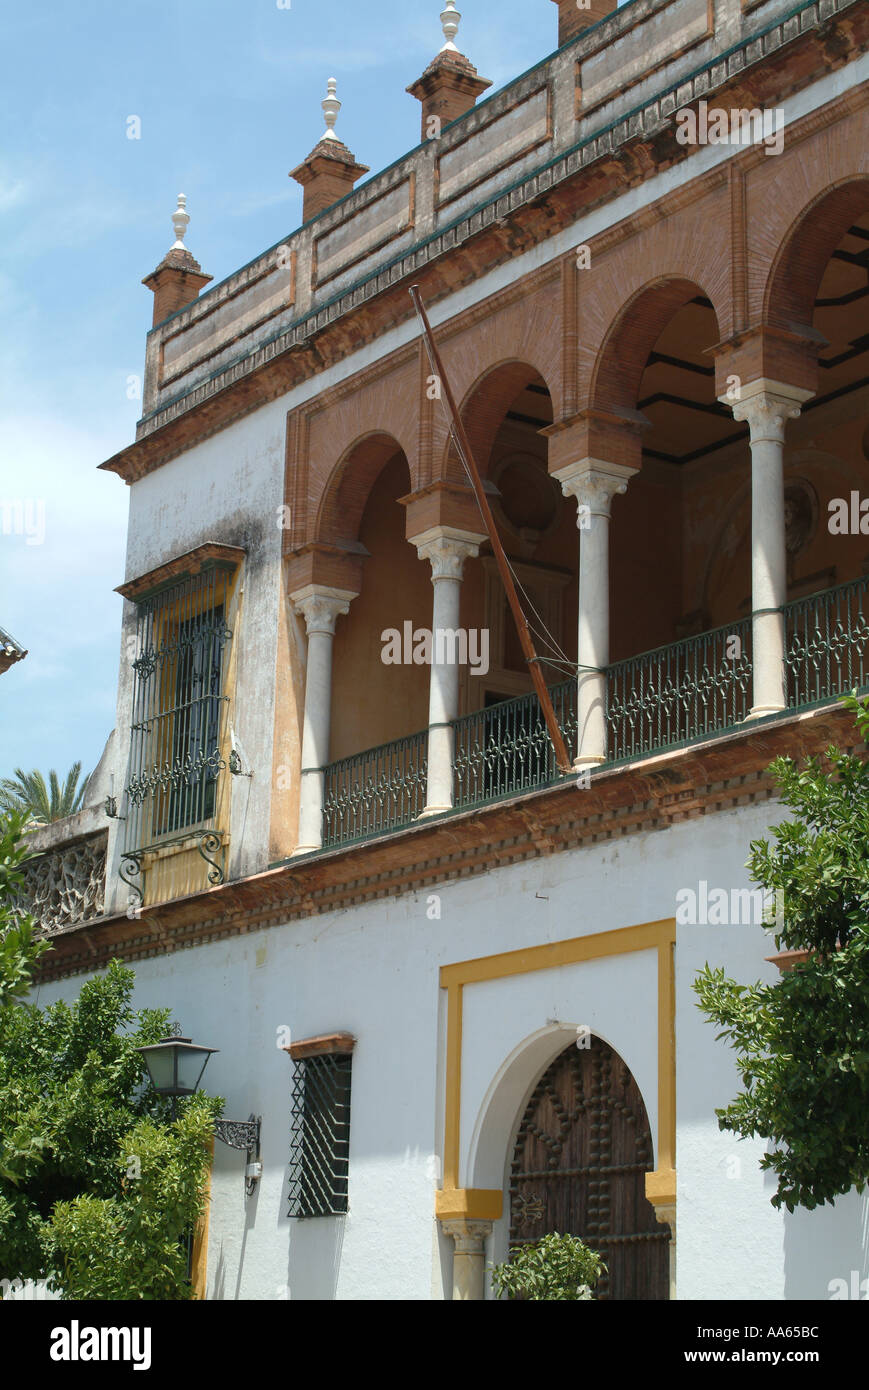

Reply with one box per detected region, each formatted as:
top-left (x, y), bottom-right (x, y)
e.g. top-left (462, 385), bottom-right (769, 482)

top-left (441, 1218), bottom-right (493, 1300)
top-left (414, 528), bottom-right (484, 816)
top-left (728, 385), bottom-right (808, 717)
top-left (552, 460), bottom-right (636, 768)
top-left (290, 585), bottom-right (358, 854)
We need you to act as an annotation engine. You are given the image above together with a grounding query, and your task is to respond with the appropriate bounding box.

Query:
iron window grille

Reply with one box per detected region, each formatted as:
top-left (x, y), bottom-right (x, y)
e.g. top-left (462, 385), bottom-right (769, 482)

top-left (287, 1050), bottom-right (353, 1218)
top-left (122, 564), bottom-right (234, 893)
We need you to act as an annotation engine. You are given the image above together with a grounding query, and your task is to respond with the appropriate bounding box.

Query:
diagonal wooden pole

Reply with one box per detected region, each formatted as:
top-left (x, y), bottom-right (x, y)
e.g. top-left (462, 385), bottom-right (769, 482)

top-left (409, 285), bottom-right (572, 774)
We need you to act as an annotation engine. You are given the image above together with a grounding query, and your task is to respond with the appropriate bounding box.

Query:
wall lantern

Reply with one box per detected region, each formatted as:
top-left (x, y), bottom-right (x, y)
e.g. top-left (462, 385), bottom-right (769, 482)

top-left (138, 1025), bottom-right (262, 1195)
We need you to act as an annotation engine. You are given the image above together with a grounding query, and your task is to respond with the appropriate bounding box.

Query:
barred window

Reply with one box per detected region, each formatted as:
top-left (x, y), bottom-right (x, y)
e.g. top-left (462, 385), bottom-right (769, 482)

top-left (124, 564), bottom-right (234, 854)
top-left (287, 1035), bottom-right (354, 1218)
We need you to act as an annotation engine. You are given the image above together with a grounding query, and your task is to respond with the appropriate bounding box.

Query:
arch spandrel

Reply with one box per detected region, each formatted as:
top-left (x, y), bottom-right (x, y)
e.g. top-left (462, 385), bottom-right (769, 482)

top-left (763, 176), bottom-right (869, 332)
top-left (435, 359), bottom-right (556, 485)
top-left (315, 430), bottom-right (410, 549)
top-left (588, 275), bottom-right (722, 418)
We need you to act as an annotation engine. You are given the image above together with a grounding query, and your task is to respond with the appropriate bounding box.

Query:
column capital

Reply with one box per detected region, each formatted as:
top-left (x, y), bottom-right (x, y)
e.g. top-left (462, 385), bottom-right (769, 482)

top-left (551, 459), bottom-right (637, 521)
top-left (440, 1218), bottom-right (494, 1252)
top-left (290, 584), bottom-right (358, 635)
top-left (414, 525), bottom-right (487, 582)
top-left (722, 380), bottom-right (813, 444)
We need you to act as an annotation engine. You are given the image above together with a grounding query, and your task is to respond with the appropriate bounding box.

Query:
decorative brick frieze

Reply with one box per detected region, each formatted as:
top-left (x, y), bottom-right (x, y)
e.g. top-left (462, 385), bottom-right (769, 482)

top-left (32, 704), bottom-right (863, 981)
top-left (98, 0), bottom-right (868, 484)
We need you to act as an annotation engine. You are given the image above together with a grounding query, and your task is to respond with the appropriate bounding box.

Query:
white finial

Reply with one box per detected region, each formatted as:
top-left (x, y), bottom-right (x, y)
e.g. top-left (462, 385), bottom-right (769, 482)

top-left (171, 193), bottom-right (189, 249)
top-left (321, 77), bottom-right (341, 141)
top-left (440, 0), bottom-right (462, 51)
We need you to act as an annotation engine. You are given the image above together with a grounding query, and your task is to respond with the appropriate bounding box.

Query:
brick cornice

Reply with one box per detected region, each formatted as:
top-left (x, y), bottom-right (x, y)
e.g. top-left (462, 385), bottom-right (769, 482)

top-left (33, 703), bottom-right (863, 982)
top-left (99, 7), bottom-right (869, 485)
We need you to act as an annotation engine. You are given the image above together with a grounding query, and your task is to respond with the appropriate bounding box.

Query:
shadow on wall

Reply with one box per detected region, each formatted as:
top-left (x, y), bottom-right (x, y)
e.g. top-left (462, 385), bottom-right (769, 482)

top-left (783, 1189), bottom-right (869, 1301)
top-left (286, 1217), bottom-right (347, 1300)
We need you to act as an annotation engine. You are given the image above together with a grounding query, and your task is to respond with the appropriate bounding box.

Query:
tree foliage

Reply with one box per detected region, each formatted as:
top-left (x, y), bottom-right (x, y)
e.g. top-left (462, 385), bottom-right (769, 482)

top-left (0, 956), bottom-right (217, 1291)
top-left (491, 1232), bottom-right (605, 1301)
top-left (695, 692), bottom-right (869, 1212)
top-left (0, 763), bottom-right (90, 825)
top-left (46, 1095), bottom-right (219, 1300)
top-left (0, 810), bottom-right (51, 1011)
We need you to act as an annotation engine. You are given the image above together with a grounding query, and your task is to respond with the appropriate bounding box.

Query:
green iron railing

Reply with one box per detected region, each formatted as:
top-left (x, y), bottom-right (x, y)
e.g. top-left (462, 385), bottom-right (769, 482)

top-left (452, 681), bottom-right (577, 810)
top-left (322, 730), bottom-right (428, 848)
top-left (318, 580), bottom-right (869, 848)
top-left (606, 617), bottom-right (753, 763)
top-left (784, 576), bottom-right (869, 709)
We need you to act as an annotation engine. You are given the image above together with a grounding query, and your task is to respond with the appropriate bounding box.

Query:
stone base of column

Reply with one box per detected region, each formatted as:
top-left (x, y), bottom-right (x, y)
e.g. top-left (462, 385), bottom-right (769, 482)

top-left (417, 803), bottom-right (451, 818)
top-left (573, 755), bottom-right (605, 770)
top-left (744, 704), bottom-right (787, 720)
top-left (645, 1168), bottom-right (676, 1301)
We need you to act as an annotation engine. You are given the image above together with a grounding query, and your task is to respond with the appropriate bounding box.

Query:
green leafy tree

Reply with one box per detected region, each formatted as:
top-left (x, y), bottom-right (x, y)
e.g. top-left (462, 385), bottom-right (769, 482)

top-left (0, 959), bottom-right (192, 1284)
top-left (0, 810), bottom-right (51, 1011)
top-left (491, 1232), bottom-right (605, 1300)
top-left (0, 762), bottom-right (90, 825)
top-left (45, 1094), bottom-right (220, 1300)
top-left (695, 692), bottom-right (869, 1212)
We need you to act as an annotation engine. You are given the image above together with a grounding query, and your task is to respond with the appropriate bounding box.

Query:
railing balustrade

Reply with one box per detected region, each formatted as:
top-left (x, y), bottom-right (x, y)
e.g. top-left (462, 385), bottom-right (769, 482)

top-left (606, 618), bottom-right (753, 764)
top-left (319, 582), bottom-right (869, 848)
top-left (452, 682), bottom-right (577, 811)
top-left (322, 731), bottom-right (428, 848)
top-left (784, 575), bottom-right (869, 709)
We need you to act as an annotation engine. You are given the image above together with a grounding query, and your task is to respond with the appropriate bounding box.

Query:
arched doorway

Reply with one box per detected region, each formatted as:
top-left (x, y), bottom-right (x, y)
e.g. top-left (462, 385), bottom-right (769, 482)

top-left (508, 1035), bottom-right (669, 1300)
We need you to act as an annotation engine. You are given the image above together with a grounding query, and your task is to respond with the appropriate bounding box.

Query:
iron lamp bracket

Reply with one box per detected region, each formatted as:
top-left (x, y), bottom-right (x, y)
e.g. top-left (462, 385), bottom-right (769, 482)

top-left (215, 1114), bottom-right (262, 1195)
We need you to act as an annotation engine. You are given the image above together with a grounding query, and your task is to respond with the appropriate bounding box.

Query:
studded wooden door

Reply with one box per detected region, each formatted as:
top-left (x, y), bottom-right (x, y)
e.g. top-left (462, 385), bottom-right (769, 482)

top-left (509, 1036), bottom-right (669, 1300)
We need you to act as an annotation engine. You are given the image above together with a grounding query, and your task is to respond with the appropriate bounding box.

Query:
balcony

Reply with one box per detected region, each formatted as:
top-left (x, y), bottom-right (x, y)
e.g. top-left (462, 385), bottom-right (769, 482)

top-left (320, 578), bottom-right (869, 850)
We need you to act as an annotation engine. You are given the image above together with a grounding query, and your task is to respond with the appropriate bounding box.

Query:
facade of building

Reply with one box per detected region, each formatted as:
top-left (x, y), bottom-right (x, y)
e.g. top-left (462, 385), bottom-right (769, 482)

top-left (21, 0), bottom-right (869, 1299)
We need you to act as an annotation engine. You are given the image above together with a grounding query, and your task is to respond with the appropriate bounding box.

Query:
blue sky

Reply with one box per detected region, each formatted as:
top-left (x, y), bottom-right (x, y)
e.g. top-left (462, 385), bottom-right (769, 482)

top-left (0, 0), bottom-right (569, 787)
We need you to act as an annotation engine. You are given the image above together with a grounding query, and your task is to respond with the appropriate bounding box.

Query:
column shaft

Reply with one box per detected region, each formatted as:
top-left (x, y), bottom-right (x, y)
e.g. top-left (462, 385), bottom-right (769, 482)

top-left (290, 587), bottom-right (356, 854)
top-left (729, 387), bottom-right (807, 718)
top-left (414, 529), bottom-right (484, 816)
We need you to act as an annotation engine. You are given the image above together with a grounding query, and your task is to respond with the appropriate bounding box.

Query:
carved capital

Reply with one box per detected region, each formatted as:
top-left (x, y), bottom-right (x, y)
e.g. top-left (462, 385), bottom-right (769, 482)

top-left (728, 389), bottom-right (805, 443)
top-left (440, 1218), bottom-right (493, 1253)
top-left (290, 584), bottom-right (358, 636)
top-left (414, 526), bottom-right (485, 582)
top-left (551, 459), bottom-right (636, 522)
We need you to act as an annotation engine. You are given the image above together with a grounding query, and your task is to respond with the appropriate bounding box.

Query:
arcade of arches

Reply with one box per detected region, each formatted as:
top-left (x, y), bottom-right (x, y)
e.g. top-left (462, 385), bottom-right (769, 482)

top-left (284, 174), bottom-right (869, 855)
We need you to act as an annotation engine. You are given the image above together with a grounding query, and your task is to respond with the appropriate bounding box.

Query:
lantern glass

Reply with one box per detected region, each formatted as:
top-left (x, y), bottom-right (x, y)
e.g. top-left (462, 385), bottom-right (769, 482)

top-left (138, 1035), bottom-right (218, 1098)
top-left (176, 1044), bottom-right (216, 1095)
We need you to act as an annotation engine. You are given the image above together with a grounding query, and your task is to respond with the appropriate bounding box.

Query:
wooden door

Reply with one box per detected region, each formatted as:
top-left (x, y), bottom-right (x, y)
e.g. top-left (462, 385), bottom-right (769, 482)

top-left (509, 1036), bottom-right (669, 1300)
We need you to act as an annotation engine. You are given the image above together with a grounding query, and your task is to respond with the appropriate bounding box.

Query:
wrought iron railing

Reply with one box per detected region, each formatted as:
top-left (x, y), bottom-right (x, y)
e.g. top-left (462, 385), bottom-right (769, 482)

top-left (784, 576), bottom-right (869, 709)
top-left (606, 618), bottom-right (753, 763)
top-left (317, 581), bottom-right (869, 848)
top-left (321, 730), bottom-right (428, 848)
top-left (452, 682), bottom-right (577, 810)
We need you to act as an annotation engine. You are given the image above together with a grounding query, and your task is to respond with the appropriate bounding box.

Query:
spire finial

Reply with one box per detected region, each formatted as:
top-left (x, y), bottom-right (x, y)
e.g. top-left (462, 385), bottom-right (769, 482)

top-left (439, 0), bottom-right (462, 51)
top-left (170, 193), bottom-right (189, 250)
top-left (321, 77), bottom-right (341, 141)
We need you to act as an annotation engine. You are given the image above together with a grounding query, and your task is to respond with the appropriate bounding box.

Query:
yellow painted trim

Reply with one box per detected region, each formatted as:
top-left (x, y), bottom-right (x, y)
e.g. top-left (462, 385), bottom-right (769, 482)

top-left (191, 1137), bottom-right (213, 1300)
top-left (645, 1168), bottom-right (676, 1206)
top-left (444, 983), bottom-right (463, 1189)
top-left (439, 919), bottom-right (676, 1203)
top-left (435, 1188), bottom-right (503, 1220)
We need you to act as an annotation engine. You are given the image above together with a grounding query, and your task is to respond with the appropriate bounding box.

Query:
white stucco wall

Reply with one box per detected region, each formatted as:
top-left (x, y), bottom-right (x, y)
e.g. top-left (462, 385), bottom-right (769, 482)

top-left (34, 796), bottom-right (869, 1300)
top-left (105, 402), bottom-right (287, 908)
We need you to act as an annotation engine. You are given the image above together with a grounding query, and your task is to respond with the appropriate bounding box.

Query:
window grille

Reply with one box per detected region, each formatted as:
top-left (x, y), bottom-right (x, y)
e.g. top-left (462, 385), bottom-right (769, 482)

top-left (123, 565), bottom-right (234, 871)
top-left (287, 1050), bottom-right (353, 1217)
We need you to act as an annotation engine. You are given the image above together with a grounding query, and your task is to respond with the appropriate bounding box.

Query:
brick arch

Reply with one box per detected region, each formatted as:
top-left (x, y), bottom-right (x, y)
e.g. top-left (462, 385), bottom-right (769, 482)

top-left (589, 276), bottom-right (721, 417)
top-left (437, 359), bottom-right (554, 484)
top-left (764, 177), bottom-right (869, 332)
top-left (316, 432), bottom-right (410, 548)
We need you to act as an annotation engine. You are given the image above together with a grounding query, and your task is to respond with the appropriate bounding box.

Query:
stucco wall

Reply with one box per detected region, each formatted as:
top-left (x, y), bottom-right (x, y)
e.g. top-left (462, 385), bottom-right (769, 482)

top-left (34, 797), bottom-right (868, 1300)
